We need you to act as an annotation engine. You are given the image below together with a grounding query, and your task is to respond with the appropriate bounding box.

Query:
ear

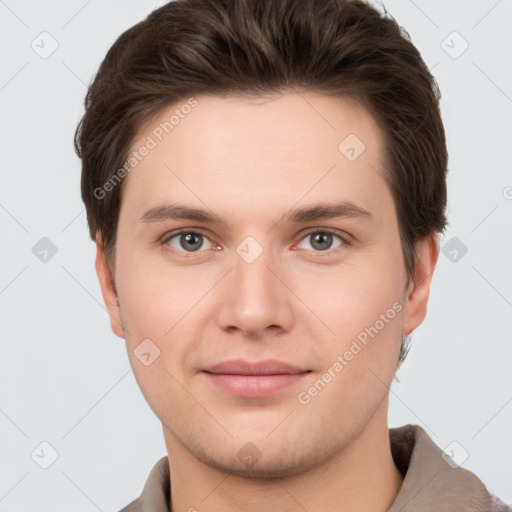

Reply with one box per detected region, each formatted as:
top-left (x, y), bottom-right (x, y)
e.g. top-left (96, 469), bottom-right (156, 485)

top-left (402, 234), bottom-right (439, 337)
top-left (95, 236), bottom-right (125, 339)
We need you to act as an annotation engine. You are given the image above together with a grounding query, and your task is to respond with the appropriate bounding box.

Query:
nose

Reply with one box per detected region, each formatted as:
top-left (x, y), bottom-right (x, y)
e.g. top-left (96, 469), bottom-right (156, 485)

top-left (216, 240), bottom-right (294, 339)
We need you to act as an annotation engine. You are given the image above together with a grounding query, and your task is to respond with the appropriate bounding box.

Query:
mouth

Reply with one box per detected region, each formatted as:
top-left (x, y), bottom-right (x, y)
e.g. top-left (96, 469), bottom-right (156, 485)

top-left (201, 359), bottom-right (312, 397)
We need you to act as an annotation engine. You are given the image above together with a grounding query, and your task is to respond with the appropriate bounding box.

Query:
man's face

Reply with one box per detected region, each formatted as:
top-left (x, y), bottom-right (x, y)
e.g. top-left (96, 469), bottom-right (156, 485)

top-left (99, 92), bottom-right (428, 477)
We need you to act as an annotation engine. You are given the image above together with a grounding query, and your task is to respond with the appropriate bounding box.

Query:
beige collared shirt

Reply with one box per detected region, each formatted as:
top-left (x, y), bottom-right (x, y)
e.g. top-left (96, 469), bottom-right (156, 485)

top-left (119, 424), bottom-right (511, 512)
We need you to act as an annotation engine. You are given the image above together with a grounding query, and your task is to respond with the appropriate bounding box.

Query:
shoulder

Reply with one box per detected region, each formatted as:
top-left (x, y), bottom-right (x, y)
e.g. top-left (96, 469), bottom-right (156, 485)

top-left (388, 424), bottom-right (511, 511)
top-left (490, 495), bottom-right (512, 512)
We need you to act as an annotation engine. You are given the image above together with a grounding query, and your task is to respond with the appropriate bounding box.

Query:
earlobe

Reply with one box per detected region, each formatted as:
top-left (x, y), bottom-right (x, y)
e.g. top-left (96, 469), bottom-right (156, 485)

top-left (94, 236), bottom-right (125, 339)
top-left (402, 234), bottom-right (439, 337)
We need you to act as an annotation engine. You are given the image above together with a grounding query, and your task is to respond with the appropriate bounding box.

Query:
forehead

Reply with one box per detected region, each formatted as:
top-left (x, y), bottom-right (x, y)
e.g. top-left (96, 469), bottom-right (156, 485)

top-left (120, 92), bottom-right (390, 224)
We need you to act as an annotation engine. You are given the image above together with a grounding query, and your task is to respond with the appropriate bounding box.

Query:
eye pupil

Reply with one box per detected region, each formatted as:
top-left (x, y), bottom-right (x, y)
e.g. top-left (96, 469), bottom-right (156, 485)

top-left (181, 233), bottom-right (202, 251)
top-left (311, 232), bottom-right (332, 251)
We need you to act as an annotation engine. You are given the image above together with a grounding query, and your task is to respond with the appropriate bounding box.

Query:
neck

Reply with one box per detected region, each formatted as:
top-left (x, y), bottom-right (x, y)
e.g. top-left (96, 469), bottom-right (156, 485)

top-left (164, 400), bottom-right (403, 512)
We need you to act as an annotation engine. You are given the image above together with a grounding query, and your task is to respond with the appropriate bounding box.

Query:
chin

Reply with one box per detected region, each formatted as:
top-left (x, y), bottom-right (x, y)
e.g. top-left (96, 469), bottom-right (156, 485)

top-left (200, 451), bottom-right (314, 480)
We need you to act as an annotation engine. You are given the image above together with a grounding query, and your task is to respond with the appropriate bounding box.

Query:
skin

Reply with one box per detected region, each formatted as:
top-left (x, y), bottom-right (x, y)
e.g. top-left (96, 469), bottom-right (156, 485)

top-left (95, 92), bottom-right (438, 512)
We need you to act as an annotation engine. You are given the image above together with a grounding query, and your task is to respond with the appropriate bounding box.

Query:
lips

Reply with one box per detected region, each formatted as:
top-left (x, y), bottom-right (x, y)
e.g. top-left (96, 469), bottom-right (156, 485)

top-left (203, 359), bottom-right (308, 376)
top-left (202, 359), bottom-right (311, 397)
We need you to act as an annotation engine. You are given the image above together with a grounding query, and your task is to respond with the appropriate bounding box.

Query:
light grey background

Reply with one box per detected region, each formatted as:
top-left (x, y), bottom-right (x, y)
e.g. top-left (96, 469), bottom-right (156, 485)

top-left (1, 1), bottom-right (511, 510)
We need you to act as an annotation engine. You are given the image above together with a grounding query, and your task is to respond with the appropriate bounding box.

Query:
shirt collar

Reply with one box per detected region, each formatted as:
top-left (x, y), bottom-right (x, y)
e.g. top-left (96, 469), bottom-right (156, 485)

top-left (125, 424), bottom-right (503, 512)
top-left (387, 423), bottom-right (494, 511)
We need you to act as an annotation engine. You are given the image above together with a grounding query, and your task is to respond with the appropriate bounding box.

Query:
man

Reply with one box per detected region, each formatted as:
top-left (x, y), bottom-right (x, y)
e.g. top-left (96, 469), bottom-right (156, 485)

top-left (75, 0), bottom-right (511, 510)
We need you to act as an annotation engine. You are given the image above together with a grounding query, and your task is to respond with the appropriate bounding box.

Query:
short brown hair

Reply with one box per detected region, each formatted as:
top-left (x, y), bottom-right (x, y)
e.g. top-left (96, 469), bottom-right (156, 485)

top-left (75, 0), bottom-right (448, 366)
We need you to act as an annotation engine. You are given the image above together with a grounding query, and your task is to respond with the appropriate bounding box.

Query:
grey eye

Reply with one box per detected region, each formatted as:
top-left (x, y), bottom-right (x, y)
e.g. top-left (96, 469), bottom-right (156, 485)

top-left (167, 232), bottom-right (213, 252)
top-left (297, 231), bottom-right (344, 252)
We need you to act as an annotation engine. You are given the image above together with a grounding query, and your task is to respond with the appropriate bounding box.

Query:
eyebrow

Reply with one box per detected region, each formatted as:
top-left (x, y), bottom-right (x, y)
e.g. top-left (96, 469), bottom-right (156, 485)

top-left (139, 201), bottom-right (372, 225)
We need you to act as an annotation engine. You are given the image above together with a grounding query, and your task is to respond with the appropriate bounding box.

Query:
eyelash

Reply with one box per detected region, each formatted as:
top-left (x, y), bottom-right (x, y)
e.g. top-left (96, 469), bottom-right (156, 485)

top-left (159, 228), bottom-right (351, 257)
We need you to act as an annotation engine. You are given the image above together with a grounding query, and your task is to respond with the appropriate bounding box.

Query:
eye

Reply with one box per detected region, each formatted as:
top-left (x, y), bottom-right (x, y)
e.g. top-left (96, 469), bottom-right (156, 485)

top-left (163, 231), bottom-right (215, 253)
top-left (296, 230), bottom-right (346, 252)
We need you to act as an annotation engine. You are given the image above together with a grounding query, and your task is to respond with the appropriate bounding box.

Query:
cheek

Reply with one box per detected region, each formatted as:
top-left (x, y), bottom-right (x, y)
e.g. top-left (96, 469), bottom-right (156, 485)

top-left (115, 252), bottom-right (217, 371)
top-left (116, 245), bottom-right (195, 334)
top-left (295, 255), bottom-right (405, 338)
top-left (299, 249), bottom-right (406, 388)
top-left (298, 280), bottom-right (404, 429)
